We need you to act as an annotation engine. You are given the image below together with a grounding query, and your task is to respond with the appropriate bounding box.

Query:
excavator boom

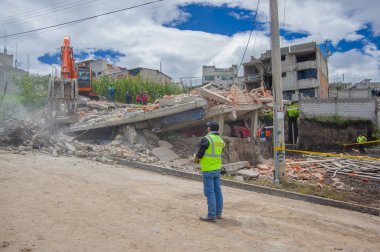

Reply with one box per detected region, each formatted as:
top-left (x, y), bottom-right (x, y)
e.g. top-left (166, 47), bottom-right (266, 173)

top-left (61, 36), bottom-right (77, 79)
top-left (48, 36), bottom-right (78, 113)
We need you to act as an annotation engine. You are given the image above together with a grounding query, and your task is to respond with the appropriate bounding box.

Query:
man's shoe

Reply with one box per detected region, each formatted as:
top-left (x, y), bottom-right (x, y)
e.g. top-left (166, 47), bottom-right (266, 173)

top-left (199, 216), bottom-right (216, 222)
top-left (216, 215), bottom-right (222, 219)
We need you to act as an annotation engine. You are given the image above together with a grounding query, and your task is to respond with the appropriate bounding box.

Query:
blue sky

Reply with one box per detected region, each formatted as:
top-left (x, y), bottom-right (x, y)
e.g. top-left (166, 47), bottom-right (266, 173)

top-left (38, 49), bottom-right (125, 65)
top-left (2, 0), bottom-right (379, 82)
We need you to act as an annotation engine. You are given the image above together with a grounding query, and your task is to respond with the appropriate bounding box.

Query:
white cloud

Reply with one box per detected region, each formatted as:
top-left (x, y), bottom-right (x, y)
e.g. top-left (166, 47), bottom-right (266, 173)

top-left (329, 49), bottom-right (380, 83)
top-left (228, 11), bottom-right (252, 21)
top-left (0, 0), bottom-right (379, 83)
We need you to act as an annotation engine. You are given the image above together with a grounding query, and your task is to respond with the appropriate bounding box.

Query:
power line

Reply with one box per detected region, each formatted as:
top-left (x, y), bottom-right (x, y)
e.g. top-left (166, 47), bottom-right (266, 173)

top-left (0, 0), bottom-right (76, 21)
top-left (0, 0), bottom-right (101, 26)
top-left (236, 0), bottom-right (261, 78)
top-left (0, 0), bottom-right (165, 39)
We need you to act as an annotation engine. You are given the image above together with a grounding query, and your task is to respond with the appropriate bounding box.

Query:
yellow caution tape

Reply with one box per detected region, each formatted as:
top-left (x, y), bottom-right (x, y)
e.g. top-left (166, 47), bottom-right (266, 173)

top-left (273, 147), bottom-right (380, 161)
top-left (342, 139), bottom-right (380, 147)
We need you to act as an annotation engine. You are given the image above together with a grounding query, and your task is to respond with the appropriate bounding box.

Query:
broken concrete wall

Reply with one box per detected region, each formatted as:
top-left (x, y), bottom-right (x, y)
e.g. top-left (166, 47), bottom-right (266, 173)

top-left (222, 137), bottom-right (262, 165)
top-left (298, 118), bottom-right (374, 150)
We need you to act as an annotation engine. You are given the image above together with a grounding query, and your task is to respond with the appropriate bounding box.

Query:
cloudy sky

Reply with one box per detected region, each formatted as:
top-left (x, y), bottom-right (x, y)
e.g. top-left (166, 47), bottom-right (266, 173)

top-left (1, 0), bottom-right (380, 84)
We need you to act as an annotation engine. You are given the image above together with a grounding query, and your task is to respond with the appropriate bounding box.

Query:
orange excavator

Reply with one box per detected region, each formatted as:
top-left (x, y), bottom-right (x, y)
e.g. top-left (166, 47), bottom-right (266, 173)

top-left (48, 36), bottom-right (97, 112)
top-left (48, 36), bottom-right (78, 112)
top-left (60, 36), bottom-right (97, 98)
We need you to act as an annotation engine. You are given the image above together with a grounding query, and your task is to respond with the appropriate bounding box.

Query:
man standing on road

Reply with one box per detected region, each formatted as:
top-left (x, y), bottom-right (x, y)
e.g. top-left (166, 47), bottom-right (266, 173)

top-left (194, 121), bottom-right (225, 222)
top-left (356, 133), bottom-right (367, 154)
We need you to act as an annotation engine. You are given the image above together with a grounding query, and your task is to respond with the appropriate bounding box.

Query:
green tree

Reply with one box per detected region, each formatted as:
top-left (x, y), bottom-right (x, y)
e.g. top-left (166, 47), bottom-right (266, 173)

top-left (15, 74), bottom-right (49, 107)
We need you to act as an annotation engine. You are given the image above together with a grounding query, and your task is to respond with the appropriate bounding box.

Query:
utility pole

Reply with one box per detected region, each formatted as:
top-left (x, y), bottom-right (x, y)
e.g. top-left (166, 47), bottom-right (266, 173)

top-left (270, 0), bottom-right (286, 183)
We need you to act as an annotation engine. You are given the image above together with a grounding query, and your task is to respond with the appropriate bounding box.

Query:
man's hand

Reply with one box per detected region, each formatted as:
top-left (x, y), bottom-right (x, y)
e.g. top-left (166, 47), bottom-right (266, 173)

top-left (193, 156), bottom-right (200, 164)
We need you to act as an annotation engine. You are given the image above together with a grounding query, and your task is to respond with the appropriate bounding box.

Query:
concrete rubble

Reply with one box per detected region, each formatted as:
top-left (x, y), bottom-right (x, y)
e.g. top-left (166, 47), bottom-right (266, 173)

top-left (2, 83), bottom-right (378, 197)
top-left (63, 83), bottom-right (271, 133)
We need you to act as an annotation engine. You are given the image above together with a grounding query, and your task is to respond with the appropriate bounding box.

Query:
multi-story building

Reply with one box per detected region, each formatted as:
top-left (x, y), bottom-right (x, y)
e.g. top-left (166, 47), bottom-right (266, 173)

top-left (128, 67), bottom-right (172, 84)
top-left (76, 59), bottom-right (125, 78)
top-left (243, 42), bottom-right (329, 101)
top-left (202, 65), bottom-right (241, 88)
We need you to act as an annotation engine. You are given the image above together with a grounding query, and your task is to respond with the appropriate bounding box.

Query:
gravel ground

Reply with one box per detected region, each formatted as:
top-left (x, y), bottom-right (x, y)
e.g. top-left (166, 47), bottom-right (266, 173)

top-left (0, 152), bottom-right (379, 252)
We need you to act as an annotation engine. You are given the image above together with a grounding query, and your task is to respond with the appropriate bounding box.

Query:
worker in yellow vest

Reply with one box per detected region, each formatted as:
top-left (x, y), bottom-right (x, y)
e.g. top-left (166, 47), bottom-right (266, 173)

top-left (356, 133), bottom-right (367, 154)
top-left (194, 121), bottom-right (225, 222)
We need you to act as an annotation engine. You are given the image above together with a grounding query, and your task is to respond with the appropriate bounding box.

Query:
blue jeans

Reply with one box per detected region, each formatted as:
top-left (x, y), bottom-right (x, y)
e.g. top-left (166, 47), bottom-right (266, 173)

top-left (202, 169), bottom-right (223, 219)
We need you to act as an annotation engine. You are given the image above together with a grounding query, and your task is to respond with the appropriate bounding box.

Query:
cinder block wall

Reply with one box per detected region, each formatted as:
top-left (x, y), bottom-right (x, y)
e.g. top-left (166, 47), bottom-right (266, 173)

top-left (300, 98), bottom-right (377, 124)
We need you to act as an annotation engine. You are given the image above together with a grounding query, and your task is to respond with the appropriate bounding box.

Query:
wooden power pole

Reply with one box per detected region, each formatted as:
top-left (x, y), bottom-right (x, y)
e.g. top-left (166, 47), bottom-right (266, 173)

top-left (270, 0), bottom-right (286, 183)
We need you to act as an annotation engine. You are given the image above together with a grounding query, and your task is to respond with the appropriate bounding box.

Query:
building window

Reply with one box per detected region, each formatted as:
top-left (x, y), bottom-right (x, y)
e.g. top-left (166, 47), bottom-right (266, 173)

top-left (221, 76), bottom-right (229, 80)
top-left (282, 72), bottom-right (286, 77)
top-left (283, 90), bottom-right (295, 100)
top-left (297, 68), bottom-right (317, 80)
top-left (281, 55), bottom-right (286, 61)
top-left (204, 75), bottom-right (214, 81)
top-left (296, 52), bottom-right (316, 62)
top-left (299, 88), bottom-right (316, 98)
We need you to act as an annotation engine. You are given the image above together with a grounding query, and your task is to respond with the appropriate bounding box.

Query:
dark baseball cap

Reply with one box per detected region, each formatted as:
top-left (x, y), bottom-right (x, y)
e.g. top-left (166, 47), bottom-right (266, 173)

top-left (207, 121), bottom-right (219, 131)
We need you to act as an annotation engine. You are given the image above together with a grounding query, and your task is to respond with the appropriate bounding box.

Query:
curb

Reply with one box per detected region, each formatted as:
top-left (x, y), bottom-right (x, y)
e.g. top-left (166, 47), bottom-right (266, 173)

top-left (117, 159), bottom-right (380, 217)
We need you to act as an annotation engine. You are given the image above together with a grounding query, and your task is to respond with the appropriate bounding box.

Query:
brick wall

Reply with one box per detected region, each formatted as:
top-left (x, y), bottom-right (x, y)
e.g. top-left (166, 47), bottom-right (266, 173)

top-left (300, 98), bottom-right (378, 125)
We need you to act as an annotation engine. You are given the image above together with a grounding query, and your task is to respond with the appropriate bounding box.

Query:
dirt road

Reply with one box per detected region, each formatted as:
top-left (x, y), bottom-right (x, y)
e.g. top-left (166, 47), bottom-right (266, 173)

top-left (0, 153), bottom-right (379, 252)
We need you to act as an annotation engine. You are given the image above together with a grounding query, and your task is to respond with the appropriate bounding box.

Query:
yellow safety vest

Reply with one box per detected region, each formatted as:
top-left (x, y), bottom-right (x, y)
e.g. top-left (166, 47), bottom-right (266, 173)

top-left (357, 136), bottom-right (367, 144)
top-left (200, 134), bottom-right (225, 172)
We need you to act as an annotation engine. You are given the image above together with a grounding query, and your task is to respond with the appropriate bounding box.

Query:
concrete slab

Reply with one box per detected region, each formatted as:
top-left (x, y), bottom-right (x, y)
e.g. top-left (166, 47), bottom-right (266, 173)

top-left (157, 140), bottom-right (173, 149)
top-left (171, 158), bottom-right (191, 168)
top-left (222, 161), bottom-right (250, 176)
top-left (237, 169), bottom-right (260, 180)
top-left (151, 146), bottom-right (179, 162)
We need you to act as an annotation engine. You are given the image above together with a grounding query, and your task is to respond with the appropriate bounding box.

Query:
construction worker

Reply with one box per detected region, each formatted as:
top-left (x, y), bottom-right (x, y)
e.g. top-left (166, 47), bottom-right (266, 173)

top-left (194, 121), bottom-right (225, 222)
top-left (136, 92), bottom-right (143, 105)
top-left (260, 129), bottom-right (266, 142)
top-left (265, 128), bottom-right (271, 140)
top-left (142, 91), bottom-right (149, 105)
top-left (356, 133), bottom-right (367, 154)
top-left (108, 85), bottom-right (116, 101)
top-left (125, 91), bottom-right (132, 104)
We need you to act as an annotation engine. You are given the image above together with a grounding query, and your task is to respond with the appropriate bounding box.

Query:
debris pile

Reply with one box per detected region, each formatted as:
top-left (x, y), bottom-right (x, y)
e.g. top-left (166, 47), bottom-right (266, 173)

top-left (0, 112), bottom-right (40, 147)
top-left (3, 82), bottom-right (378, 196)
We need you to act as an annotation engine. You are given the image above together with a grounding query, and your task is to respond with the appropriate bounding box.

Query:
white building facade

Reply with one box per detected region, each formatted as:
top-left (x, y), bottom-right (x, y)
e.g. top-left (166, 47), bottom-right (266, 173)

top-left (202, 65), bottom-right (240, 88)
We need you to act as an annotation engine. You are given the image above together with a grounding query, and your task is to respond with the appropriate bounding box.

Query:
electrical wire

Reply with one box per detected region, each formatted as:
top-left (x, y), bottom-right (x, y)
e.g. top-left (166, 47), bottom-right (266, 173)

top-left (235, 0), bottom-right (261, 80)
top-left (0, 0), bottom-right (76, 21)
top-left (0, 0), bottom-right (101, 26)
top-left (0, 0), bottom-right (165, 39)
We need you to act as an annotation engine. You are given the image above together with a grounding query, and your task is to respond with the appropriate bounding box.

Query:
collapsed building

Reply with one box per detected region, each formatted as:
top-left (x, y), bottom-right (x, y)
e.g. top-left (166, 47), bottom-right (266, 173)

top-left (63, 83), bottom-right (271, 138)
top-left (243, 42), bottom-right (329, 101)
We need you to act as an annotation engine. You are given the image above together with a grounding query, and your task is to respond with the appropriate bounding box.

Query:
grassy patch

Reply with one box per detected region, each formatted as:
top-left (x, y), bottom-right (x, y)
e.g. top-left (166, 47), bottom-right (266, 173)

top-left (222, 175), bottom-right (349, 202)
top-left (306, 115), bottom-right (372, 128)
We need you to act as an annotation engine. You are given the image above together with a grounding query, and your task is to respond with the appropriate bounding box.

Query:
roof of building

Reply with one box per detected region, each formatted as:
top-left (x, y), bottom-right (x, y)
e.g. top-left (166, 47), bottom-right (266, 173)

top-left (260, 42), bottom-right (319, 59)
top-left (128, 67), bottom-right (172, 79)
